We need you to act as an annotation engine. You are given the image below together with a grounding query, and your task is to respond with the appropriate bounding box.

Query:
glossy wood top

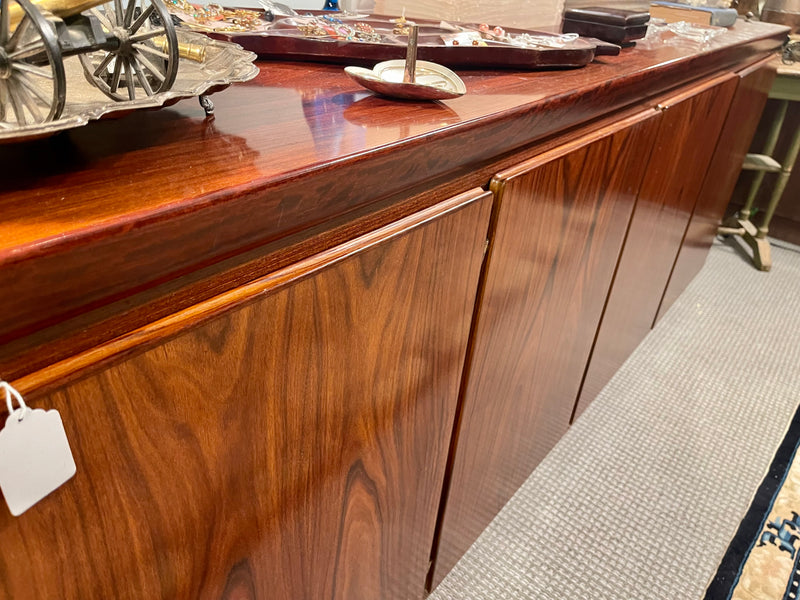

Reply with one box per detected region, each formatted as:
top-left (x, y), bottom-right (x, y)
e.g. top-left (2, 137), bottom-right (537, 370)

top-left (1, 23), bottom-right (785, 242)
top-left (0, 21), bottom-right (787, 380)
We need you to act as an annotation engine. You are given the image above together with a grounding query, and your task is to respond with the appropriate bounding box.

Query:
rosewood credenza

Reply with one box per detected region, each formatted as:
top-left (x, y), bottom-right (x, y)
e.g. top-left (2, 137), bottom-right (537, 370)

top-left (0, 21), bottom-right (787, 599)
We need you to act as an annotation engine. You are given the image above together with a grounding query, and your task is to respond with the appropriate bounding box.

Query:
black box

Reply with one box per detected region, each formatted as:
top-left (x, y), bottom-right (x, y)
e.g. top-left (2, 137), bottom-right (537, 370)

top-left (562, 7), bottom-right (650, 46)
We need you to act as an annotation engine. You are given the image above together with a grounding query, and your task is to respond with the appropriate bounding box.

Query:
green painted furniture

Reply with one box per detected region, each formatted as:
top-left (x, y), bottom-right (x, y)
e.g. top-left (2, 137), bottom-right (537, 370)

top-left (721, 48), bottom-right (800, 270)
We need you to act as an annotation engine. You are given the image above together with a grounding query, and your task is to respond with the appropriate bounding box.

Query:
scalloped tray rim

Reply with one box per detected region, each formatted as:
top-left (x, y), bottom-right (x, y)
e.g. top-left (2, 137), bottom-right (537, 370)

top-left (0, 33), bottom-right (259, 143)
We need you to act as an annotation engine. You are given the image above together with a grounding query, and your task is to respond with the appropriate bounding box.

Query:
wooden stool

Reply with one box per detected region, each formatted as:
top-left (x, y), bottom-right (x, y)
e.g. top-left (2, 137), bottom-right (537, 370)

top-left (720, 48), bottom-right (800, 270)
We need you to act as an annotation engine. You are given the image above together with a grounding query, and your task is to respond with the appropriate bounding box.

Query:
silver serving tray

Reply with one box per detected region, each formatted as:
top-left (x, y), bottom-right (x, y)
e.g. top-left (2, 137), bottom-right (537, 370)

top-left (0, 30), bottom-right (259, 143)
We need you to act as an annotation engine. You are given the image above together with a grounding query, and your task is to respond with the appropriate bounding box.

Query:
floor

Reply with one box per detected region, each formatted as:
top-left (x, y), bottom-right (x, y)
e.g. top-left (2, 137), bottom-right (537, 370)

top-left (428, 237), bottom-right (800, 600)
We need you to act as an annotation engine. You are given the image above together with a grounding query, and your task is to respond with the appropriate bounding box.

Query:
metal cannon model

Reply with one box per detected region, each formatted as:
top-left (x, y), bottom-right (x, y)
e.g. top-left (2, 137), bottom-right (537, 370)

top-left (0, 0), bottom-right (180, 126)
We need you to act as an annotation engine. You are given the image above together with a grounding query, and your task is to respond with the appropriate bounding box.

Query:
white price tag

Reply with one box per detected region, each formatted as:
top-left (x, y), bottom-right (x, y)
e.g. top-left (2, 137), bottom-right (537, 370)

top-left (0, 382), bottom-right (76, 516)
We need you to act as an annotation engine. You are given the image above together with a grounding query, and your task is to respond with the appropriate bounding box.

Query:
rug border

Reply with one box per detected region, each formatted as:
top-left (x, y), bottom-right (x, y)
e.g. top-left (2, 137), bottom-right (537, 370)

top-left (703, 400), bottom-right (800, 599)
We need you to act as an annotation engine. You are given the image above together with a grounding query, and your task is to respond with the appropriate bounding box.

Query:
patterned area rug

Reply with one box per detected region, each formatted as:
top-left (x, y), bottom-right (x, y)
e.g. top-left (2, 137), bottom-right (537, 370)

top-left (706, 403), bottom-right (800, 600)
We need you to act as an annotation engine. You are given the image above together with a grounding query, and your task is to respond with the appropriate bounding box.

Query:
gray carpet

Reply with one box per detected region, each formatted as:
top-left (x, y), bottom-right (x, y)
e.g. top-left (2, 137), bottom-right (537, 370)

top-left (429, 238), bottom-right (800, 600)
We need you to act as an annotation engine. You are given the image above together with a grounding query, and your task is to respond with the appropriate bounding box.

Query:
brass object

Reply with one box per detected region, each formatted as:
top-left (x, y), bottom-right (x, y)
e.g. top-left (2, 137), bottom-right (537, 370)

top-left (392, 14), bottom-right (410, 35)
top-left (8, 0), bottom-right (104, 29)
top-left (297, 22), bottom-right (327, 37)
top-left (403, 25), bottom-right (418, 83)
top-left (153, 36), bottom-right (207, 62)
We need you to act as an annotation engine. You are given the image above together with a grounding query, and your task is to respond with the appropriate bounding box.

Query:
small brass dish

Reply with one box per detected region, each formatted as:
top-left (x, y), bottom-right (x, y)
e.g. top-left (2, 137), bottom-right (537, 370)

top-left (345, 60), bottom-right (466, 100)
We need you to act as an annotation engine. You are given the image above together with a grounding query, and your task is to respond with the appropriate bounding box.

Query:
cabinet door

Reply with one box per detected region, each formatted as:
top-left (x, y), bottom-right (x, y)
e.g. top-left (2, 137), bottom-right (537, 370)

top-left (656, 58), bottom-right (777, 322)
top-left (429, 114), bottom-right (660, 589)
top-left (574, 74), bottom-right (739, 418)
top-left (0, 190), bottom-right (491, 600)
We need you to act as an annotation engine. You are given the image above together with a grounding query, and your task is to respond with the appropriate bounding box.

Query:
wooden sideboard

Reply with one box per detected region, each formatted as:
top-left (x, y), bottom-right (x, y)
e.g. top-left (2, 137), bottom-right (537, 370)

top-left (0, 21), bottom-right (787, 600)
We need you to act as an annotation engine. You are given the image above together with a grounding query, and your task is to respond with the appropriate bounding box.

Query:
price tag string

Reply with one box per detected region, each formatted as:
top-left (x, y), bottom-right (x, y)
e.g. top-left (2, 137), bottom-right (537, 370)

top-left (1, 381), bottom-right (28, 422)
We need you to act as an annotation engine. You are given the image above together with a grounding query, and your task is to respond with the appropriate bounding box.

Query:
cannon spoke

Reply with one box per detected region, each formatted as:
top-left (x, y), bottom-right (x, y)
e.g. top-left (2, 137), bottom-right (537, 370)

top-left (129, 27), bottom-right (165, 43)
top-left (90, 7), bottom-right (115, 31)
top-left (7, 80), bottom-right (27, 125)
top-left (11, 61), bottom-right (52, 79)
top-left (92, 51), bottom-right (115, 77)
top-left (0, 0), bottom-right (10, 46)
top-left (123, 57), bottom-right (135, 99)
top-left (130, 57), bottom-right (152, 95)
top-left (132, 48), bottom-right (165, 82)
top-left (7, 14), bottom-right (30, 52)
top-left (123, 0), bottom-right (137, 28)
top-left (109, 55), bottom-right (122, 93)
top-left (16, 73), bottom-right (49, 105)
top-left (129, 3), bottom-right (154, 34)
top-left (12, 77), bottom-right (43, 121)
top-left (8, 39), bottom-right (45, 60)
top-left (0, 80), bottom-right (8, 121)
top-left (132, 41), bottom-right (167, 60)
top-left (16, 68), bottom-right (52, 106)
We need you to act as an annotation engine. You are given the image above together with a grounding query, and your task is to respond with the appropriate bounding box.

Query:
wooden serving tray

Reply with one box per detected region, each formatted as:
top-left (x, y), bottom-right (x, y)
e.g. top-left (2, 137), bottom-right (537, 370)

top-left (178, 11), bottom-right (600, 69)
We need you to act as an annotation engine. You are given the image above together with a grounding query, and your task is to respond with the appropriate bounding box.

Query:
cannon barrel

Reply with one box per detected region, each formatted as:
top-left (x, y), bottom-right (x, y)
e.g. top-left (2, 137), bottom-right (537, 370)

top-left (10, 0), bottom-right (106, 29)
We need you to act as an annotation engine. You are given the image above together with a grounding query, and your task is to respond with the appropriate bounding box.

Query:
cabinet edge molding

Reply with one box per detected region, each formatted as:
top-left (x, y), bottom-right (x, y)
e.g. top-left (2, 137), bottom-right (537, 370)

top-left (12, 188), bottom-right (491, 399)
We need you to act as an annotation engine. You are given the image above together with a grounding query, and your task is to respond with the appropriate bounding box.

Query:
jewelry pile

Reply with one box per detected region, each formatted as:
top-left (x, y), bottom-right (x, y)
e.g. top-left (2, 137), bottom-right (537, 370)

top-left (508, 32), bottom-right (579, 49)
top-left (441, 25), bottom-right (580, 49)
top-left (295, 14), bottom-right (382, 42)
top-left (391, 14), bottom-right (412, 35)
top-left (166, 0), bottom-right (264, 31)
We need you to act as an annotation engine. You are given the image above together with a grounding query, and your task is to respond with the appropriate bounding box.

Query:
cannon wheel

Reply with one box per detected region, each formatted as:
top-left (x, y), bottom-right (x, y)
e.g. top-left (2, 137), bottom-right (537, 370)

top-left (79, 0), bottom-right (178, 102)
top-left (0, 0), bottom-right (66, 126)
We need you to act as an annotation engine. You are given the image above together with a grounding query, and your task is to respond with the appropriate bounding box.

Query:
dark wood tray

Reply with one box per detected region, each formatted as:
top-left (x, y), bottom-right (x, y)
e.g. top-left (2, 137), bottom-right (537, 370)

top-left (183, 12), bottom-right (599, 69)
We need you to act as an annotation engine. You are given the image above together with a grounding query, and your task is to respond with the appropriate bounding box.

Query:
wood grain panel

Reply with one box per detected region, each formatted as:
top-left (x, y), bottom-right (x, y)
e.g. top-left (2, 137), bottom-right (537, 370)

top-left (574, 74), bottom-right (739, 419)
top-left (429, 112), bottom-right (660, 589)
top-left (656, 57), bottom-right (778, 322)
top-left (0, 190), bottom-right (492, 600)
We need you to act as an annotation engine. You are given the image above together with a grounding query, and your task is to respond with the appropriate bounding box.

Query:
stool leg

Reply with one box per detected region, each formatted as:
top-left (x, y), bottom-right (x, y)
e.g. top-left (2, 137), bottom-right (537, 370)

top-left (758, 121), bottom-right (800, 239)
top-left (740, 100), bottom-right (789, 220)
